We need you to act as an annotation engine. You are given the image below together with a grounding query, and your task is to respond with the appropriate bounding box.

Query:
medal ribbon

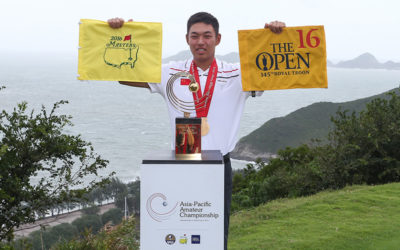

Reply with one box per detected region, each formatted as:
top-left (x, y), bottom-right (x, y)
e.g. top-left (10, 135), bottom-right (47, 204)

top-left (189, 59), bottom-right (218, 118)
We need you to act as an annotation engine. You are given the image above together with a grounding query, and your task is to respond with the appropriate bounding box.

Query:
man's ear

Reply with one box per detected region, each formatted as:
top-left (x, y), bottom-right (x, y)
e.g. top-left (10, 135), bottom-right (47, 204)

top-left (186, 34), bottom-right (189, 44)
top-left (216, 33), bottom-right (221, 46)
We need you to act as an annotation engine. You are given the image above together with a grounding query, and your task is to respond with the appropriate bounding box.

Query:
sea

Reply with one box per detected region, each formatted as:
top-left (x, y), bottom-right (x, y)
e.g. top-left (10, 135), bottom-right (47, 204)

top-left (1, 53), bottom-right (400, 183)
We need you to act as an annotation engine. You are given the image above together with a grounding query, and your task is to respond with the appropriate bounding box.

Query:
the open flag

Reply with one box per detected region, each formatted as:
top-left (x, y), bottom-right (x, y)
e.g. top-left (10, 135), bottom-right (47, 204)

top-left (238, 26), bottom-right (327, 91)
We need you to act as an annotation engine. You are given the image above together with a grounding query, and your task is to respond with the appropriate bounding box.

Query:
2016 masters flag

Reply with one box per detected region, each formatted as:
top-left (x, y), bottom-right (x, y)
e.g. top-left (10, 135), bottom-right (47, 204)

top-left (238, 26), bottom-right (327, 91)
top-left (78, 19), bottom-right (162, 83)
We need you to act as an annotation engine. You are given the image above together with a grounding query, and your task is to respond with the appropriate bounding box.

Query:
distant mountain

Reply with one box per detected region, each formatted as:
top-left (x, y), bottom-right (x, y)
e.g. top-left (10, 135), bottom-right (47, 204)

top-left (231, 89), bottom-right (398, 161)
top-left (327, 60), bottom-right (334, 67)
top-left (216, 52), bottom-right (240, 63)
top-left (335, 53), bottom-right (380, 69)
top-left (163, 50), bottom-right (239, 63)
top-left (163, 51), bottom-right (400, 70)
top-left (331, 53), bottom-right (400, 70)
top-left (162, 50), bottom-right (193, 63)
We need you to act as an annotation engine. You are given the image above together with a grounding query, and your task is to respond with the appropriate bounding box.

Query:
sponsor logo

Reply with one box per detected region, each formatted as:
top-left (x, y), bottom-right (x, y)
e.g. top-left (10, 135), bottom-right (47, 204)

top-left (146, 193), bottom-right (178, 222)
top-left (165, 234), bottom-right (176, 245)
top-left (191, 235), bottom-right (201, 244)
top-left (179, 234), bottom-right (188, 244)
top-left (104, 34), bottom-right (139, 69)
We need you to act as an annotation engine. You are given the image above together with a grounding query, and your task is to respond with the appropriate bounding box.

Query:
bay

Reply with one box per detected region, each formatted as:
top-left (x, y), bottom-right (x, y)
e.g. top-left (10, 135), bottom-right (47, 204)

top-left (1, 53), bottom-right (399, 182)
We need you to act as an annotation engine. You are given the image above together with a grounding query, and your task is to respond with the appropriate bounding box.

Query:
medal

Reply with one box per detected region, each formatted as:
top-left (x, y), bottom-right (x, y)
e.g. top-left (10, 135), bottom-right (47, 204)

top-left (190, 59), bottom-right (218, 136)
top-left (188, 81), bottom-right (200, 92)
top-left (201, 117), bottom-right (210, 136)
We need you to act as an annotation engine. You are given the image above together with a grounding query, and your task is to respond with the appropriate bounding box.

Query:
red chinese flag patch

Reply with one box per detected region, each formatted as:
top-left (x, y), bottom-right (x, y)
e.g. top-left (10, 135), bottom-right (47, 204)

top-left (180, 78), bottom-right (191, 85)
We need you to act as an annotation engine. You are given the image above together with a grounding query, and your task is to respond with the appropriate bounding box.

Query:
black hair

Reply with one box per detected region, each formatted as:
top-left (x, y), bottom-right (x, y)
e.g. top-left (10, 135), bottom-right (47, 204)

top-left (187, 12), bottom-right (219, 36)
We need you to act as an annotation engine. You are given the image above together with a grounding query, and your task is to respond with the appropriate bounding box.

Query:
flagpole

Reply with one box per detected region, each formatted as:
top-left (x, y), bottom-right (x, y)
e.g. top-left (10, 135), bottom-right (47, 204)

top-left (129, 35), bottom-right (132, 60)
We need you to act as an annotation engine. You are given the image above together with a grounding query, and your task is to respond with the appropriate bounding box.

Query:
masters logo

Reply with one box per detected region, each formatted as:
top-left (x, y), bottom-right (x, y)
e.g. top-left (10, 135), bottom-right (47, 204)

top-left (103, 34), bottom-right (139, 69)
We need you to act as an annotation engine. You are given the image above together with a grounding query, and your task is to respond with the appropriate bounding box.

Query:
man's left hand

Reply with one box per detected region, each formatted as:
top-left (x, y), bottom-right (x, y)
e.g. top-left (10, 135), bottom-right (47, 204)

top-left (265, 21), bottom-right (286, 34)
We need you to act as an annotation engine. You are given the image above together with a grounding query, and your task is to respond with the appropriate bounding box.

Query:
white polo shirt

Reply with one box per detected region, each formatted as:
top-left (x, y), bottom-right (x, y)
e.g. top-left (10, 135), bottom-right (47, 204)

top-left (149, 59), bottom-right (260, 155)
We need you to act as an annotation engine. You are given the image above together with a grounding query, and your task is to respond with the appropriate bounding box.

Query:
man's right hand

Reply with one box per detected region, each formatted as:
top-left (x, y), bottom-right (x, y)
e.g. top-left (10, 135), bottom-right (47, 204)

top-left (108, 18), bottom-right (133, 28)
top-left (108, 18), bottom-right (149, 88)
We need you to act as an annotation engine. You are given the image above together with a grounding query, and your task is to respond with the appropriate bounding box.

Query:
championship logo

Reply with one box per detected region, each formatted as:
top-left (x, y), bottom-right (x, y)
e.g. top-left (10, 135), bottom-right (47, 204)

top-left (103, 34), bottom-right (139, 69)
top-left (255, 50), bottom-right (310, 72)
top-left (146, 193), bottom-right (178, 222)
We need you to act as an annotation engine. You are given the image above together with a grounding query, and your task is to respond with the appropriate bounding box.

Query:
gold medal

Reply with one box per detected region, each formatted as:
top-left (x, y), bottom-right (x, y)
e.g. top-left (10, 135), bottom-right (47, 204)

top-left (201, 117), bottom-right (210, 136)
top-left (188, 81), bottom-right (199, 93)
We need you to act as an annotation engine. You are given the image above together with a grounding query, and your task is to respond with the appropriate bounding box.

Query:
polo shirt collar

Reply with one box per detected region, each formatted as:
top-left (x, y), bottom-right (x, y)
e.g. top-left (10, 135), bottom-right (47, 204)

top-left (187, 58), bottom-right (221, 74)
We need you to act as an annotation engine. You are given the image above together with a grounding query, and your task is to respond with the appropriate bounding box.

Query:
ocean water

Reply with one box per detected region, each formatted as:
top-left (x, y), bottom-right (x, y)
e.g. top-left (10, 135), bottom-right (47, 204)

top-left (1, 54), bottom-right (400, 182)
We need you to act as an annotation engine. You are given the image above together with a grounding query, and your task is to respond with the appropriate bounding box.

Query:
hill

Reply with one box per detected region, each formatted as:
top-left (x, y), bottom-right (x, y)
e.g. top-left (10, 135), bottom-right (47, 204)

top-left (332, 52), bottom-right (400, 70)
top-left (229, 183), bottom-right (400, 249)
top-left (163, 51), bottom-right (400, 70)
top-left (231, 89), bottom-right (396, 161)
top-left (163, 50), bottom-right (239, 63)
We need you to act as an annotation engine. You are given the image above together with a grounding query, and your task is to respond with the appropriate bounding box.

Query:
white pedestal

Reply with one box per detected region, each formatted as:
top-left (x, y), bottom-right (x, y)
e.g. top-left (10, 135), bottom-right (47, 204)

top-left (140, 150), bottom-right (224, 250)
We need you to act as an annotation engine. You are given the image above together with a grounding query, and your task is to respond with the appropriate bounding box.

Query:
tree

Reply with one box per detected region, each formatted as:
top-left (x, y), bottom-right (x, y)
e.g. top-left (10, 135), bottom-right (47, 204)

top-left (0, 88), bottom-right (114, 241)
top-left (230, 89), bottom-right (400, 212)
top-left (28, 223), bottom-right (78, 250)
top-left (72, 214), bottom-right (103, 234)
top-left (82, 205), bottom-right (100, 215)
top-left (127, 178), bottom-right (140, 215)
top-left (101, 208), bottom-right (123, 226)
top-left (327, 90), bottom-right (400, 185)
top-left (53, 216), bottom-right (139, 250)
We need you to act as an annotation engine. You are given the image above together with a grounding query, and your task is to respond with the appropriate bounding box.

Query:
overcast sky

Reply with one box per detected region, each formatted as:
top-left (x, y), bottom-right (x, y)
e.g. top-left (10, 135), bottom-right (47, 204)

top-left (1, 0), bottom-right (399, 62)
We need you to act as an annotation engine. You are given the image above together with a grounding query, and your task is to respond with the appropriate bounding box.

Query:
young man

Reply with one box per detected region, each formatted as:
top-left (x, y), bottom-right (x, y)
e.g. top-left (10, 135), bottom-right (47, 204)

top-left (109, 12), bottom-right (285, 249)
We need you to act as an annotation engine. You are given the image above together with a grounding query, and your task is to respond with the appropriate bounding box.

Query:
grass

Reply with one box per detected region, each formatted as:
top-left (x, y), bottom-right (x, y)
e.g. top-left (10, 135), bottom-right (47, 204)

top-left (228, 183), bottom-right (400, 249)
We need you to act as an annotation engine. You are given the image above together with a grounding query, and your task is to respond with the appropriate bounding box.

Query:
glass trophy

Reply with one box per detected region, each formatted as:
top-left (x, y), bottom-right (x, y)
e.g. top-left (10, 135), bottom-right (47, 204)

top-left (166, 71), bottom-right (209, 160)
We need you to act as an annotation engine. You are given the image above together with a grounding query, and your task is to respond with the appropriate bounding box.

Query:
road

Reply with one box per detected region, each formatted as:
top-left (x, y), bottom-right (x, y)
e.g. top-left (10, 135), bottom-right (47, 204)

top-left (14, 203), bottom-right (116, 238)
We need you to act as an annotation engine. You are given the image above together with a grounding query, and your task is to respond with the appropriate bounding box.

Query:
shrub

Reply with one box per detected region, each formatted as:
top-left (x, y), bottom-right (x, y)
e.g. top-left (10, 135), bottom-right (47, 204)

top-left (82, 205), bottom-right (100, 215)
top-left (101, 208), bottom-right (124, 226)
top-left (72, 214), bottom-right (103, 234)
top-left (54, 216), bottom-right (139, 250)
top-left (327, 90), bottom-right (400, 185)
top-left (231, 89), bottom-right (400, 213)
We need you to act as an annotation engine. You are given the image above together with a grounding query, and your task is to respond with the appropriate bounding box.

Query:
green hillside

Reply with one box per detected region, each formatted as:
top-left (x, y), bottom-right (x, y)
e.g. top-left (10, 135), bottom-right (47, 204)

top-left (232, 89), bottom-right (397, 160)
top-left (229, 183), bottom-right (400, 250)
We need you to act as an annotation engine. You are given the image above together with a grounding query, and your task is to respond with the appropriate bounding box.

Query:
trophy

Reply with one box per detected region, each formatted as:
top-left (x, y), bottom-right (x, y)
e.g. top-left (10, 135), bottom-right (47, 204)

top-left (166, 71), bottom-right (209, 160)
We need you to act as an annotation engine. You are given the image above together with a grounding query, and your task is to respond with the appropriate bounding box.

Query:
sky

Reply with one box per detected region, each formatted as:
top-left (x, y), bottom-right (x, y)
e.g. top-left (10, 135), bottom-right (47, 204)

top-left (1, 0), bottom-right (400, 62)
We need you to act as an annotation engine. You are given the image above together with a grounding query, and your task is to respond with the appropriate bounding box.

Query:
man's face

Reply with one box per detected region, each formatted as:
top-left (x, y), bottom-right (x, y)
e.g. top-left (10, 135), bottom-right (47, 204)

top-left (186, 22), bottom-right (221, 66)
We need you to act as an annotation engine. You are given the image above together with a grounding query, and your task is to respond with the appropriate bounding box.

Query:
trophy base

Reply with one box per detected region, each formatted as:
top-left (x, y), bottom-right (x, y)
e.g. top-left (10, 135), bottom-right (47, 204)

top-left (175, 153), bottom-right (202, 160)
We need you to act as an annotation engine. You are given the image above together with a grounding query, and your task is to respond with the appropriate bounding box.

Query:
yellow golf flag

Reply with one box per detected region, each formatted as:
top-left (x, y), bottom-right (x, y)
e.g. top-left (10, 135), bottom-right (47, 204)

top-left (78, 19), bottom-right (162, 82)
top-left (238, 26), bottom-right (327, 91)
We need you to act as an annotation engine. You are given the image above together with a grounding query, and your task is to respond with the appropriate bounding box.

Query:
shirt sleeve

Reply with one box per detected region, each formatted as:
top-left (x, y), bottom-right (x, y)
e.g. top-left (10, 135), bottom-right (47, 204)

top-left (148, 81), bottom-right (162, 95)
top-left (148, 63), bottom-right (171, 96)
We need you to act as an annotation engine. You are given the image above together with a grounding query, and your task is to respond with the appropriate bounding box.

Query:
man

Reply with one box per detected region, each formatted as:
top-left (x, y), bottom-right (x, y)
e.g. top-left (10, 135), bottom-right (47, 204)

top-left (108, 12), bottom-right (285, 249)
